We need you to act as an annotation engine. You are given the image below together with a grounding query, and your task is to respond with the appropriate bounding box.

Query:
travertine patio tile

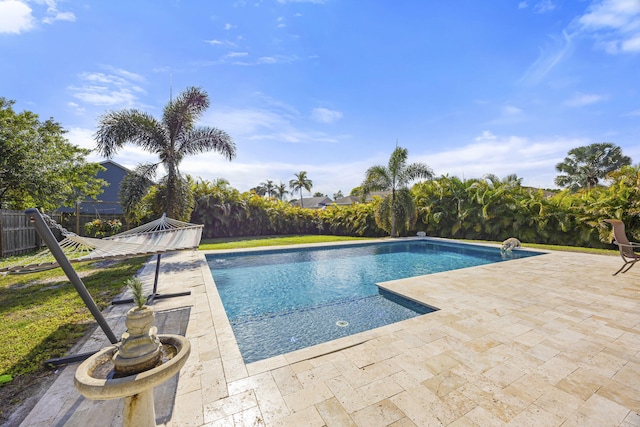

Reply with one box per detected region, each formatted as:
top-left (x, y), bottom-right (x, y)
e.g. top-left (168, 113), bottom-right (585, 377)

top-left (597, 378), bottom-right (640, 412)
top-left (222, 356), bottom-right (249, 382)
top-left (620, 411), bottom-right (640, 427)
top-left (503, 373), bottom-right (554, 405)
top-left (554, 368), bottom-right (603, 402)
top-left (586, 350), bottom-right (627, 378)
top-left (270, 405), bottom-right (325, 427)
top-left (576, 393), bottom-right (630, 426)
top-left (423, 352), bottom-right (460, 375)
top-left (505, 404), bottom-right (563, 427)
top-left (315, 397), bottom-right (357, 427)
top-left (447, 416), bottom-right (481, 427)
top-left (482, 361), bottom-right (526, 388)
top-left (464, 405), bottom-right (508, 427)
top-left (341, 359), bottom-right (402, 389)
top-left (533, 385), bottom-right (583, 417)
top-left (296, 361), bottom-right (340, 387)
top-left (390, 390), bottom-right (444, 426)
top-left (351, 398), bottom-right (405, 427)
top-left (390, 352), bottom-right (435, 382)
top-left (612, 361), bottom-right (640, 389)
top-left (467, 335), bottom-right (502, 353)
top-left (173, 389), bottom-right (204, 426)
top-left (282, 381), bottom-right (333, 412)
top-left (438, 386), bottom-right (479, 424)
top-left (459, 382), bottom-right (527, 423)
top-left (288, 360), bottom-right (313, 374)
top-left (203, 390), bottom-right (258, 424)
top-left (325, 375), bottom-right (368, 414)
top-left (253, 375), bottom-right (290, 424)
top-left (232, 406), bottom-right (266, 426)
top-left (200, 359), bottom-right (229, 403)
top-left (422, 370), bottom-right (466, 397)
top-left (528, 342), bottom-right (561, 362)
top-left (388, 417), bottom-right (419, 427)
top-left (514, 329), bottom-right (547, 347)
top-left (358, 376), bottom-right (404, 406)
top-left (534, 354), bottom-right (579, 383)
top-left (271, 365), bottom-right (303, 396)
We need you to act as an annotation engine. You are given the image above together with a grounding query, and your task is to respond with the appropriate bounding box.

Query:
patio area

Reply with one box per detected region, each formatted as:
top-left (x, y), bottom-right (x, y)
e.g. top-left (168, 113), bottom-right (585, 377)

top-left (20, 240), bottom-right (640, 426)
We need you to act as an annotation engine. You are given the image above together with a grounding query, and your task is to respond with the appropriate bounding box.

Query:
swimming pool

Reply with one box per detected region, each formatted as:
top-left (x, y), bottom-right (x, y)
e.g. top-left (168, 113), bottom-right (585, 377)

top-left (207, 240), bottom-right (542, 363)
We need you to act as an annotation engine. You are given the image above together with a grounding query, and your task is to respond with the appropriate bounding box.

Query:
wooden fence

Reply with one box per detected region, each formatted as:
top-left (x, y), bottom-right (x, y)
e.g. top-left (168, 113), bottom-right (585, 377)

top-left (0, 209), bottom-right (39, 257)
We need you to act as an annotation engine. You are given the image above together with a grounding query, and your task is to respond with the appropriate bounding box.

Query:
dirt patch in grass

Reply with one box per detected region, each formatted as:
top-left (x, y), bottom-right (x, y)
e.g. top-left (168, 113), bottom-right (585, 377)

top-left (0, 370), bottom-right (57, 427)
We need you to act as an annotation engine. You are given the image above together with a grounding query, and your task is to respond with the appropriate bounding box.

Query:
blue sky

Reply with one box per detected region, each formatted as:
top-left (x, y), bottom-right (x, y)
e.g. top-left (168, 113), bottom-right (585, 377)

top-left (1, 0), bottom-right (639, 198)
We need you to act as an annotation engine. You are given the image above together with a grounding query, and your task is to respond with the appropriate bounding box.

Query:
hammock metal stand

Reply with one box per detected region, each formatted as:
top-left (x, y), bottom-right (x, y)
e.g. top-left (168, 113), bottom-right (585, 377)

top-left (110, 253), bottom-right (190, 305)
top-left (16, 209), bottom-right (203, 366)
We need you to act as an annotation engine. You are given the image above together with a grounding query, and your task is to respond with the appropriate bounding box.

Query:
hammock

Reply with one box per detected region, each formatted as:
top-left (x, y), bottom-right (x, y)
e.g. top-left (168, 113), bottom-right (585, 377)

top-left (1, 213), bottom-right (203, 274)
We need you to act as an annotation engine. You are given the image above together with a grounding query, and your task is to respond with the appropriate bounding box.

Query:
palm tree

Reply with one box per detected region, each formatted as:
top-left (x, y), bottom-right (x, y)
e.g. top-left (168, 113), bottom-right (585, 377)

top-left (260, 179), bottom-right (275, 199)
top-left (362, 146), bottom-right (433, 237)
top-left (289, 171), bottom-right (313, 207)
top-left (275, 182), bottom-right (289, 200)
top-left (94, 86), bottom-right (235, 220)
top-left (555, 142), bottom-right (631, 192)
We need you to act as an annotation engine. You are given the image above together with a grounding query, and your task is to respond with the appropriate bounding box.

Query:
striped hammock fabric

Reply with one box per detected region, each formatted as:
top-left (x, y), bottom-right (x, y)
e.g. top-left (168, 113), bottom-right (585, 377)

top-left (1, 214), bottom-right (203, 274)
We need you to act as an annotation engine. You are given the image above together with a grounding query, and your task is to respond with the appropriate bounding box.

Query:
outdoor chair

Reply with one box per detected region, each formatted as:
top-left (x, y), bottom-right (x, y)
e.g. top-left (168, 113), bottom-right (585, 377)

top-left (604, 219), bottom-right (640, 275)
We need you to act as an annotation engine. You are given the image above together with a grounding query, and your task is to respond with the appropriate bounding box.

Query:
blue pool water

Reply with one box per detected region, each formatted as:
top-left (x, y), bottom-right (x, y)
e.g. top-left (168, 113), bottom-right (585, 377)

top-left (207, 240), bottom-right (541, 363)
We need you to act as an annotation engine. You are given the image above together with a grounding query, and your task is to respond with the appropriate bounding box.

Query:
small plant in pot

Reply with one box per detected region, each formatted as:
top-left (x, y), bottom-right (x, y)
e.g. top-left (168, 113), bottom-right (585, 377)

top-left (124, 278), bottom-right (154, 335)
top-left (114, 278), bottom-right (161, 375)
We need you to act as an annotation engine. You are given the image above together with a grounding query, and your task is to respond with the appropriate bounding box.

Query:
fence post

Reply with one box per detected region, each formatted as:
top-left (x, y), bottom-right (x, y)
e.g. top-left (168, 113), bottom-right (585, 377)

top-left (0, 210), bottom-right (4, 258)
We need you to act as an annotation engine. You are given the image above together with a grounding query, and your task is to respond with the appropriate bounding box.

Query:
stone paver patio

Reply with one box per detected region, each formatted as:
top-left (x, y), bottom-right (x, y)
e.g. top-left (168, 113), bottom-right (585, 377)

top-left (20, 239), bottom-right (640, 426)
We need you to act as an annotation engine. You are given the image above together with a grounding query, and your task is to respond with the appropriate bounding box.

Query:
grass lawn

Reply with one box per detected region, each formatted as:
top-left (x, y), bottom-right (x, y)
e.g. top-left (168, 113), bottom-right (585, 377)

top-left (0, 258), bottom-right (147, 380)
top-left (199, 234), bottom-right (370, 250)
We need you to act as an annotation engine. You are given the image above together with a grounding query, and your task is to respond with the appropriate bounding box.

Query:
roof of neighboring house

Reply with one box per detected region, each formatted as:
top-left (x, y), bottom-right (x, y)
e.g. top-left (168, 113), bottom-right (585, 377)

top-left (290, 196), bottom-right (333, 208)
top-left (333, 196), bottom-right (361, 205)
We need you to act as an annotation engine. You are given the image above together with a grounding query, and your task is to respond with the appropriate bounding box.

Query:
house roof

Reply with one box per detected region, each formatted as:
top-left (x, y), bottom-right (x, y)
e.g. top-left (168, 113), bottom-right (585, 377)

top-left (290, 196), bottom-right (333, 208)
top-left (333, 196), bottom-right (361, 205)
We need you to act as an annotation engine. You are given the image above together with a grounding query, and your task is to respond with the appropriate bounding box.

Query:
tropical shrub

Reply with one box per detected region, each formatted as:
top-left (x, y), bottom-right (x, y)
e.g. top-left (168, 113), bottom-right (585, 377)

top-left (84, 218), bottom-right (123, 238)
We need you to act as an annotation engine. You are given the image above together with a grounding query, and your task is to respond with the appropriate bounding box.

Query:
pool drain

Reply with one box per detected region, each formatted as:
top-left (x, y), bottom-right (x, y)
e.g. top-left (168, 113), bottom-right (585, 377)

top-left (336, 320), bottom-right (349, 327)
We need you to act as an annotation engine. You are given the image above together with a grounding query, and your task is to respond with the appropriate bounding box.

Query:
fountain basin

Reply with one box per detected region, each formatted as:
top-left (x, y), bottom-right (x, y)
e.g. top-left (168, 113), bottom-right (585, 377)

top-left (74, 334), bottom-right (190, 401)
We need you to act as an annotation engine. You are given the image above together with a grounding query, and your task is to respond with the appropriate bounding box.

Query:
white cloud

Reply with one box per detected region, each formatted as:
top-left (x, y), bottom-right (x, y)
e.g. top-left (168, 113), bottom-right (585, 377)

top-left (225, 51), bottom-right (249, 58)
top-left (417, 132), bottom-right (586, 188)
top-left (311, 107), bottom-right (343, 124)
top-left (518, 2), bottom-right (529, 9)
top-left (0, 0), bottom-right (34, 34)
top-left (519, 31), bottom-right (574, 84)
top-left (564, 93), bottom-right (607, 107)
top-left (534, 0), bottom-right (556, 13)
top-left (68, 69), bottom-right (146, 107)
top-left (174, 131), bottom-right (587, 193)
top-left (503, 105), bottom-right (522, 115)
top-left (621, 34), bottom-right (640, 51)
top-left (224, 23), bottom-right (236, 30)
top-left (578, 0), bottom-right (640, 54)
top-left (43, 10), bottom-right (75, 24)
top-left (205, 107), bottom-right (341, 144)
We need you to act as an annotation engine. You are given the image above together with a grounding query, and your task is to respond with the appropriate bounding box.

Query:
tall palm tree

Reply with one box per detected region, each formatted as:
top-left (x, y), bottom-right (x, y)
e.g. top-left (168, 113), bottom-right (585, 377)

top-left (94, 86), bottom-right (235, 220)
top-left (260, 179), bottom-right (275, 199)
top-left (555, 142), bottom-right (631, 192)
top-left (289, 171), bottom-right (313, 207)
top-left (275, 182), bottom-right (289, 200)
top-left (362, 146), bottom-right (433, 237)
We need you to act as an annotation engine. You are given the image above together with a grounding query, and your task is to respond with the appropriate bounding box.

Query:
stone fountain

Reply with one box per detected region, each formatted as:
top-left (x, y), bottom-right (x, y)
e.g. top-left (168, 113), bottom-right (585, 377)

top-left (74, 284), bottom-right (190, 427)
